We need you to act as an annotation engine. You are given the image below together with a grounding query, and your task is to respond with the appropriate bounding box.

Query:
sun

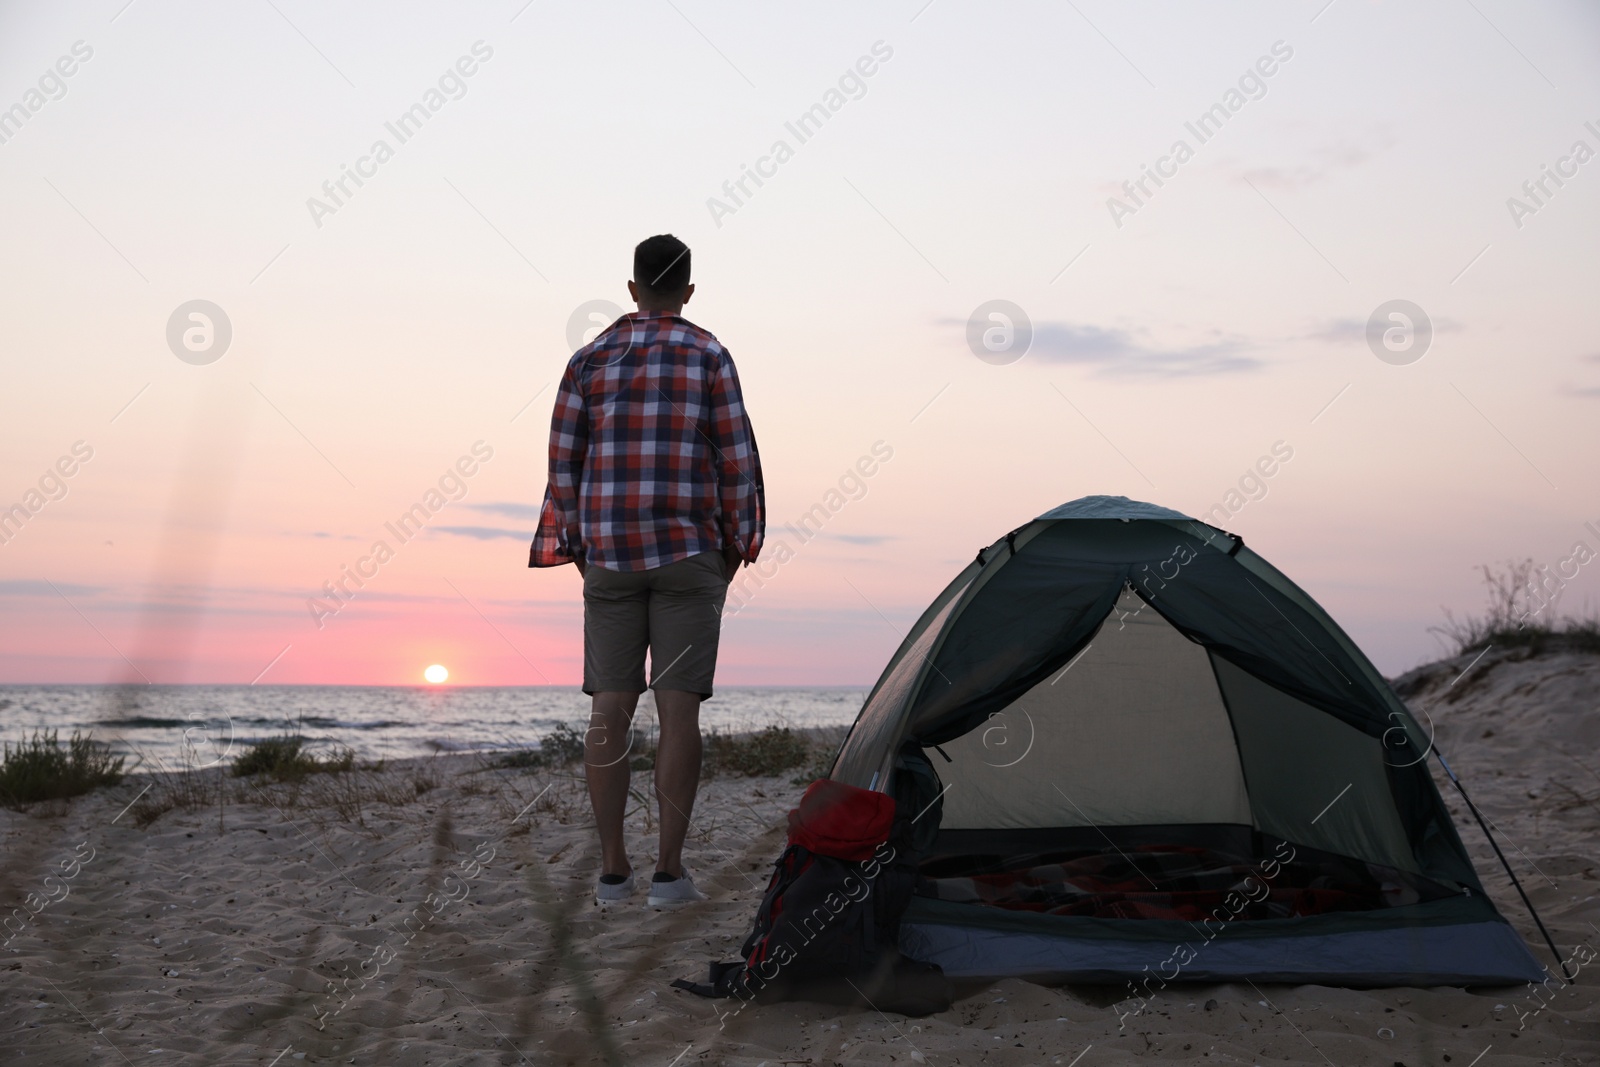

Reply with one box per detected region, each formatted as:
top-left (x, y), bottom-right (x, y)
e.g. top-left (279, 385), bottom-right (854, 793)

top-left (423, 664), bottom-right (449, 684)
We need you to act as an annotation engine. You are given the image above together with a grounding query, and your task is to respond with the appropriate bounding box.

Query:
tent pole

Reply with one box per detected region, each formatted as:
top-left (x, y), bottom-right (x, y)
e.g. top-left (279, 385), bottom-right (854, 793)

top-left (1432, 748), bottom-right (1575, 981)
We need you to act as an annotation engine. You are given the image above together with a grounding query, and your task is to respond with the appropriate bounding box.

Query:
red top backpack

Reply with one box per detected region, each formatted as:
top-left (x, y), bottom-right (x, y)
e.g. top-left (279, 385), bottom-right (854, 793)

top-left (674, 743), bottom-right (951, 1015)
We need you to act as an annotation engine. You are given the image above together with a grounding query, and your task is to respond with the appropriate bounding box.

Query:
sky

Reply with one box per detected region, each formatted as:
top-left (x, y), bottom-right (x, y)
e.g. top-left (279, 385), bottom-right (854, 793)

top-left (1, 0), bottom-right (1598, 688)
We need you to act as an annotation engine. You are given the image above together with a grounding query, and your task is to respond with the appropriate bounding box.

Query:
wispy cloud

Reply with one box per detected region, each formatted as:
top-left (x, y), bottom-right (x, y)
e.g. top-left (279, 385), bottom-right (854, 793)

top-left (0, 580), bottom-right (104, 597)
top-left (1562, 352), bottom-right (1600, 397)
top-left (828, 533), bottom-right (896, 546)
top-left (1305, 315), bottom-right (1462, 345)
top-left (433, 505), bottom-right (537, 540)
top-left (463, 502), bottom-right (541, 520)
top-left (1231, 131), bottom-right (1394, 193)
top-left (1305, 318), bottom-right (1365, 344)
top-left (1025, 322), bottom-right (1260, 377)
top-left (435, 525), bottom-right (530, 541)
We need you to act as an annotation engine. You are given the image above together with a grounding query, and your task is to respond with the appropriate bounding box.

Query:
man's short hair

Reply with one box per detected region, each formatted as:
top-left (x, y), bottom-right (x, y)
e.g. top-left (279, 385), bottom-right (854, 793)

top-left (634, 234), bottom-right (691, 297)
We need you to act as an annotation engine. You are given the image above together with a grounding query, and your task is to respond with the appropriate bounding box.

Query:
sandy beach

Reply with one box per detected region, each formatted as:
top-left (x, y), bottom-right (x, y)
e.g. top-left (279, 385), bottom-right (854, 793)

top-left (3, 1), bottom-right (1595, 1060)
top-left (2, 650), bottom-right (1597, 1066)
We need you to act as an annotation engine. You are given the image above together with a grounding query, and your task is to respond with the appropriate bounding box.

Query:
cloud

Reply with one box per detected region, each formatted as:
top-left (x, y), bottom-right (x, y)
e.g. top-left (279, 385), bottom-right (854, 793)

top-left (1561, 353), bottom-right (1600, 397)
top-left (1305, 318), bottom-right (1366, 344)
top-left (1304, 315), bottom-right (1462, 345)
top-left (828, 533), bottom-right (896, 546)
top-left (1231, 131), bottom-right (1393, 193)
top-left (464, 502), bottom-right (542, 520)
top-left (1025, 323), bottom-right (1260, 377)
top-left (435, 525), bottom-right (530, 541)
top-left (0, 579), bottom-right (103, 597)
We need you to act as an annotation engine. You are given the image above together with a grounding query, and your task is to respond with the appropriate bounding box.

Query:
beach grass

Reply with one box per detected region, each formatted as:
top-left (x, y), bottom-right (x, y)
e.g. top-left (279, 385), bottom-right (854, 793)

top-left (788, 743), bottom-right (841, 786)
top-left (486, 720), bottom-right (831, 781)
top-left (116, 722), bottom-right (845, 831)
top-left (0, 729), bottom-right (125, 808)
top-left (1434, 558), bottom-right (1600, 656)
top-left (232, 734), bottom-right (355, 781)
top-left (704, 724), bottom-right (812, 778)
top-left (489, 721), bottom-right (589, 771)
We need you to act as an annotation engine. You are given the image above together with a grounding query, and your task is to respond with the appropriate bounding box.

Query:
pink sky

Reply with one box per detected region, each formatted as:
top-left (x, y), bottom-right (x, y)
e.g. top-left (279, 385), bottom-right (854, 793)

top-left (3, 1), bottom-right (1599, 687)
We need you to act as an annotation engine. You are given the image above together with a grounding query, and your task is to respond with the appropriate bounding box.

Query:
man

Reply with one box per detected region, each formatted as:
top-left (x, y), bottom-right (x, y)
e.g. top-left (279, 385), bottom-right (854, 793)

top-left (530, 234), bottom-right (765, 906)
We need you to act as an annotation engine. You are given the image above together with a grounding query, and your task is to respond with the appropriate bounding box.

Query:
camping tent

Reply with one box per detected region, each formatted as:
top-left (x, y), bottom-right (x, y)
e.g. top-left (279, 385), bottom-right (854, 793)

top-left (829, 496), bottom-right (1546, 985)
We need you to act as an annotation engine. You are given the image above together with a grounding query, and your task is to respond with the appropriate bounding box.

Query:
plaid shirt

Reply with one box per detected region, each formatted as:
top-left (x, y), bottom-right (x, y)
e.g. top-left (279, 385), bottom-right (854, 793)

top-left (529, 310), bottom-right (765, 572)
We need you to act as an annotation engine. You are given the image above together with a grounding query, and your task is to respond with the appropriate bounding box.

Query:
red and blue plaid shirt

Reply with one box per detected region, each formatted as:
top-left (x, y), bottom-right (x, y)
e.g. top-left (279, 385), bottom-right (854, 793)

top-left (529, 310), bottom-right (765, 572)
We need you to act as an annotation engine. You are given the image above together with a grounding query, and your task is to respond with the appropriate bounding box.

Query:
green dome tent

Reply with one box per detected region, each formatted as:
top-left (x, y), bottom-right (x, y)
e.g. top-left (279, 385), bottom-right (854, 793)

top-left (830, 496), bottom-right (1547, 986)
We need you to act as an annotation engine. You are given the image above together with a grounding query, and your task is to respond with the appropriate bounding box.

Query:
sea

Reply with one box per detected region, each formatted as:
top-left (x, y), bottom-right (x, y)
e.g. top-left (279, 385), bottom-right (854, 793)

top-left (0, 686), bottom-right (868, 771)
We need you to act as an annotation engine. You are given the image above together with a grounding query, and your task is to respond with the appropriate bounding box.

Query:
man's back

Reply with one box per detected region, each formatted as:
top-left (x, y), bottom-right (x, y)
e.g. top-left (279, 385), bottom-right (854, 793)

top-left (530, 309), bottom-right (763, 573)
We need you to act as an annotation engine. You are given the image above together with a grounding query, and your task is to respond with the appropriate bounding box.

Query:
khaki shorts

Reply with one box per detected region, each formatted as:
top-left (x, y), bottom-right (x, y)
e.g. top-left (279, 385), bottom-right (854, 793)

top-left (583, 551), bottom-right (729, 698)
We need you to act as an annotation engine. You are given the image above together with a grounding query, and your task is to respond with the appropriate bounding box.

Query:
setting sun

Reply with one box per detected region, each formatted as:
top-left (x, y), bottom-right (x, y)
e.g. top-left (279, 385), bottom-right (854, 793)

top-left (423, 664), bottom-right (449, 684)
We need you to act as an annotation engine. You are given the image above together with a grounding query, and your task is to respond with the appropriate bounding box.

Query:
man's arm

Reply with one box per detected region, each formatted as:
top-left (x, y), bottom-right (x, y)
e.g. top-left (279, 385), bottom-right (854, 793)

top-left (528, 362), bottom-right (589, 569)
top-left (707, 350), bottom-right (764, 579)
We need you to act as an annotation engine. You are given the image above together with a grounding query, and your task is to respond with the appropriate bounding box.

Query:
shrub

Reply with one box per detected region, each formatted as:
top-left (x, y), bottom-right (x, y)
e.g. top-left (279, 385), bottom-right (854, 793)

top-left (232, 735), bottom-right (352, 781)
top-left (538, 721), bottom-right (589, 765)
top-left (493, 723), bottom-right (817, 778)
top-left (790, 746), bottom-right (839, 787)
top-left (0, 730), bottom-right (125, 808)
top-left (490, 721), bottom-right (590, 771)
top-left (489, 749), bottom-right (544, 770)
top-left (705, 726), bottom-right (811, 779)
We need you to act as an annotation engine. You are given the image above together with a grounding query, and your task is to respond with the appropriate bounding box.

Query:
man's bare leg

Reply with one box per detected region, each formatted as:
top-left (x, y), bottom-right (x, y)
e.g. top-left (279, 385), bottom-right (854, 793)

top-left (652, 689), bottom-right (703, 878)
top-left (585, 690), bottom-right (640, 878)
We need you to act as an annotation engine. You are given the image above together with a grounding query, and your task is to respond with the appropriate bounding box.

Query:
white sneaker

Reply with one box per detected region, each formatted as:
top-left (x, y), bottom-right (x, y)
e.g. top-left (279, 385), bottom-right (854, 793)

top-left (595, 872), bottom-right (635, 904)
top-left (647, 868), bottom-right (708, 906)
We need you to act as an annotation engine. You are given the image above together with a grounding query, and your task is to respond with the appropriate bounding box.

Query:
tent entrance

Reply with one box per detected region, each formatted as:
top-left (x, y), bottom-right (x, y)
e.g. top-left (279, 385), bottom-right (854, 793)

top-left (911, 589), bottom-right (1454, 920)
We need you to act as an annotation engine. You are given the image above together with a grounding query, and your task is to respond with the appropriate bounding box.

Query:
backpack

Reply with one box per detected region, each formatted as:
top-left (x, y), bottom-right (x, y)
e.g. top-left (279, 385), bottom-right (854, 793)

top-left (673, 752), bottom-right (950, 1015)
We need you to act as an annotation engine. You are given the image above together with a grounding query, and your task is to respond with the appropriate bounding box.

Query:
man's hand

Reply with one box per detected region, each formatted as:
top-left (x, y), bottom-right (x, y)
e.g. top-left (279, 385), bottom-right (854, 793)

top-left (574, 554), bottom-right (588, 579)
top-left (722, 545), bottom-right (742, 581)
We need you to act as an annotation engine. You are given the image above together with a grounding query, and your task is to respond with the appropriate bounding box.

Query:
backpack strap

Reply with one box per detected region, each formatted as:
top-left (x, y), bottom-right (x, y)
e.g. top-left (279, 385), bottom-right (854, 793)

top-left (670, 978), bottom-right (718, 998)
top-left (671, 961), bottom-right (748, 999)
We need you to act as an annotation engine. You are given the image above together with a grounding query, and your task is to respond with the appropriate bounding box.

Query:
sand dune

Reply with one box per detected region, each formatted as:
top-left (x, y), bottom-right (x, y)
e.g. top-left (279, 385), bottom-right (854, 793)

top-left (2, 654), bottom-right (1597, 1065)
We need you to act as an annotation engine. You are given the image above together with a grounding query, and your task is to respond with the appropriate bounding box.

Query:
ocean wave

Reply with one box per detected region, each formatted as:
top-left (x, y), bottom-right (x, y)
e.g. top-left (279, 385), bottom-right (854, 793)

top-left (233, 716), bottom-right (404, 731)
top-left (422, 738), bottom-right (498, 753)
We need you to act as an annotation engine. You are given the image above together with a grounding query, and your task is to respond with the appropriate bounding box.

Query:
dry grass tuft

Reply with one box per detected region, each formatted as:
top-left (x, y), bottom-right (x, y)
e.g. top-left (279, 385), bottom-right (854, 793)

top-left (128, 750), bottom-right (228, 827)
top-left (1434, 558), bottom-right (1600, 656)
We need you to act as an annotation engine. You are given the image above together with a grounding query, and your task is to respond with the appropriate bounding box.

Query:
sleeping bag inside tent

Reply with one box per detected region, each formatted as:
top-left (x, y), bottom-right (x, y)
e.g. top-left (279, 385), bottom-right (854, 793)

top-left (828, 496), bottom-right (1545, 985)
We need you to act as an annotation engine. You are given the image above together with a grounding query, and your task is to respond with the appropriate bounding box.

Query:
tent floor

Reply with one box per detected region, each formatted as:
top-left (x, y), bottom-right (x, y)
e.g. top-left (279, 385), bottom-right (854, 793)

top-left (899, 902), bottom-right (1549, 986)
top-left (905, 826), bottom-right (1547, 985)
top-left (919, 824), bottom-right (1456, 922)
